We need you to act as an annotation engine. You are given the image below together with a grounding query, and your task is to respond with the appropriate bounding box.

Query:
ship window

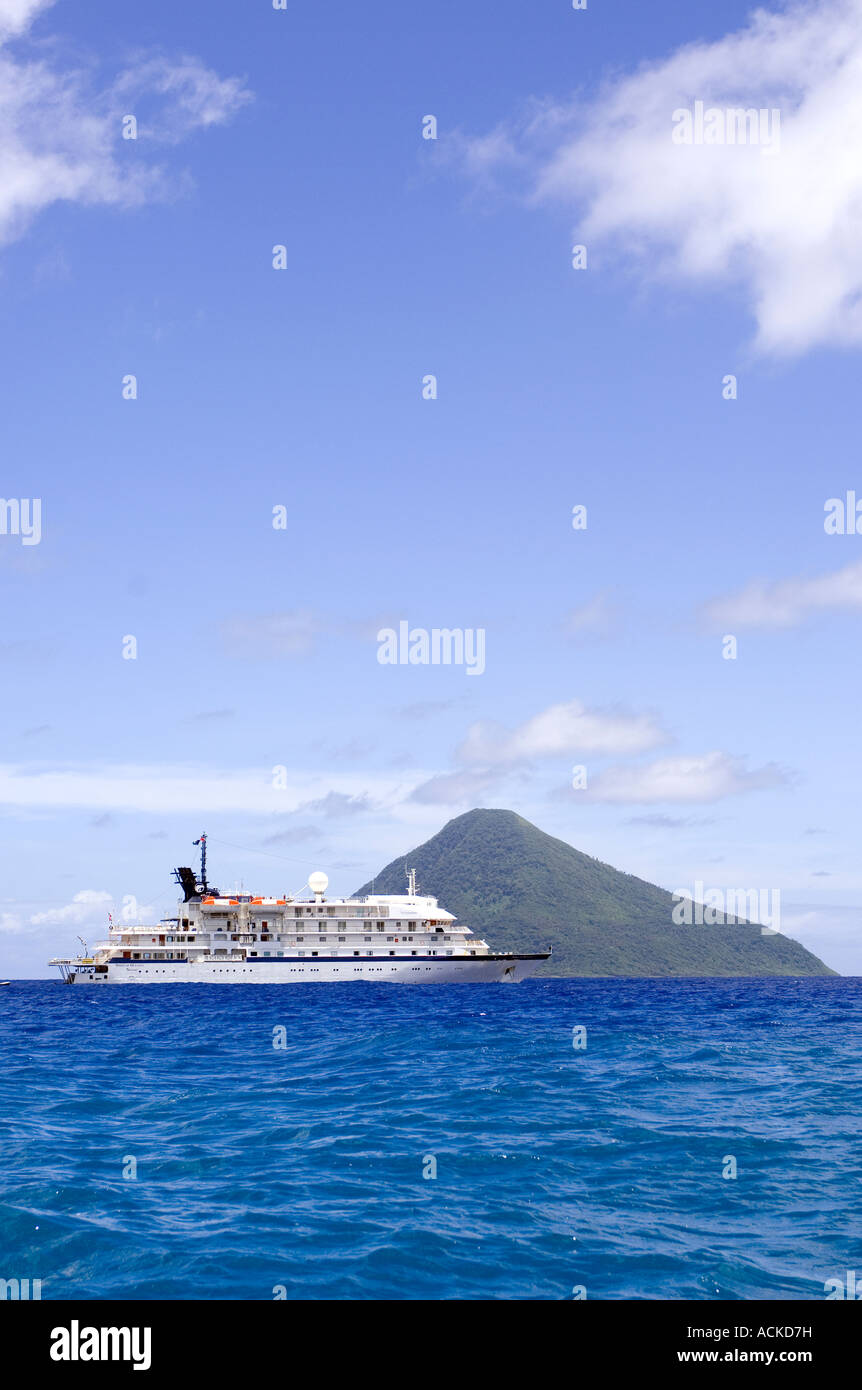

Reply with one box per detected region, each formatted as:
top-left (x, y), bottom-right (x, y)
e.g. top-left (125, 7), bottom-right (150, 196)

top-left (411, 951), bottom-right (417, 956)
top-left (353, 951), bottom-right (360, 956)
top-left (388, 951), bottom-right (395, 956)
top-left (376, 924), bottom-right (384, 932)
top-left (407, 923), bottom-right (415, 931)
top-left (297, 936), bottom-right (304, 942)
top-left (297, 951), bottom-right (305, 956)
top-left (262, 921), bottom-right (268, 929)
top-left (311, 951), bottom-right (318, 957)
top-left (364, 937), bottom-right (371, 943)
top-left (338, 936), bottom-right (345, 943)
top-left (338, 921), bottom-right (346, 929)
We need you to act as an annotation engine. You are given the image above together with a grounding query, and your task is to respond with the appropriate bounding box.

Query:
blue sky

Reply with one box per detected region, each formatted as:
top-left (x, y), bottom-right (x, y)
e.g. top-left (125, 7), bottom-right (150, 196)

top-left (2, 0), bottom-right (862, 975)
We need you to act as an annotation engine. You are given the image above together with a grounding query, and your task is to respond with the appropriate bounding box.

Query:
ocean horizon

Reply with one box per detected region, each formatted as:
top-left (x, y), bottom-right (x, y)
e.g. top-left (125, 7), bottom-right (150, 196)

top-left (1, 976), bottom-right (859, 1301)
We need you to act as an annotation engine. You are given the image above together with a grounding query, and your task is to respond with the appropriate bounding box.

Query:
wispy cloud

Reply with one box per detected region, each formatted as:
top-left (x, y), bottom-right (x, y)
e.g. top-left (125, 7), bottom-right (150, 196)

top-left (457, 699), bottom-right (667, 767)
top-left (409, 770), bottom-right (499, 805)
top-left (0, 0), bottom-right (250, 249)
top-left (296, 791), bottom-right (372, 819)
top-left (221, 610), bottom-right (322, 658)
top-left (703, 559), bottom-right (862, 629)
top-left (561, 591), bottom-right (621, 641)
top-left (184, 709), bottom-right (236, 724)
top-left (0, 1), bottom-right (54, 42)
top-left (0, 763), bottom-right (404, 814)
top-left (457, 0), bottom-right (862, 356)
top-left (580, 751), bottom-right (788, 804)
top-left (395, 697), bottom-right (467, 721)
top-left (220, 610), bottom-right (390, 660)
top-left (626, 812), bottom-right (716, 828)
top-left (262, 826), bottom-right (323, 846)
top-left (27, 888), bottom-right (154, 930)
top-left (110, 56), bottom-right (251, 144)
top-left (29, 887), bottom-right (111, 927)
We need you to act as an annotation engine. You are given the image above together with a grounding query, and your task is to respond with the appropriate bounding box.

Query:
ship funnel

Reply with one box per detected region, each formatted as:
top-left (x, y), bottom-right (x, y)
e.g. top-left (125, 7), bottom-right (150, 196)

top-left (173, 866), bottom-right (199, 902)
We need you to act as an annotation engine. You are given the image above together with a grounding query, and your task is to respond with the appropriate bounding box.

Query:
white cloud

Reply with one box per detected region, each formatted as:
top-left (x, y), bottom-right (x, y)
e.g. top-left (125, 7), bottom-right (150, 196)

top-left (221, 610), bottom-right (322, 659)
top-left (29, 888), bottom-right (111, 927)
top-left (703, 559), bottom-right (862, 628)
top-left (0, 909), bottom-right (23, 932)
top-left (461, 0), bottom-right (862, 356)
top-left (583, 751), bottom-right (788, 804)
top-left (457, 699), bottom-right (667, 767)
top-left (118, 895), bottom-right (156, 923)
top-left (409, 770), bottom-right (499, 805)
top-left (0, 763), bottom-right (412, 815)
top-left (562, 591), bottom-right (620, 640)
top-left (221, 610), bottom-right (401, 659)
top-left (0, 2), bottom-right (250, 248)
top-left (111, 57), bottom-right (251, 144)
top-left (297, 791), bottom-right (373, 818)
top-left (0, 0), bottom-right (51, 38)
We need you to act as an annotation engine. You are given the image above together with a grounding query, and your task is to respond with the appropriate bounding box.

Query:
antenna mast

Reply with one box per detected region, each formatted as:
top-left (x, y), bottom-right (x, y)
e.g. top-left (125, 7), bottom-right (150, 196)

top-left (406, 867), bottom-right (417, 896)
top-left (193, 833), bottom-right (208, 893)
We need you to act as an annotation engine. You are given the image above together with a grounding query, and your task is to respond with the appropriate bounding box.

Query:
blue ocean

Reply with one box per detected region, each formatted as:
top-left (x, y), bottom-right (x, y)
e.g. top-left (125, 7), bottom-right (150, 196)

top-left (1, 977), bottom-right (860, 1300)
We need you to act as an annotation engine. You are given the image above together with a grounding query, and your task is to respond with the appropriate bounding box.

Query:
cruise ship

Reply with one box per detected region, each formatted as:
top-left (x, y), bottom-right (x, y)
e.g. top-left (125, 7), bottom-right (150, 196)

top-left (49, 835), bottom-right (550, 985)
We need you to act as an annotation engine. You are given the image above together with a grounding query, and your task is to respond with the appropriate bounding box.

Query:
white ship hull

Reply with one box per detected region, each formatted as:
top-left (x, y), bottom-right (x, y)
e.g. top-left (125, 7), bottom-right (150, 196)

top-left (65, 954), bottom-right (547, 985)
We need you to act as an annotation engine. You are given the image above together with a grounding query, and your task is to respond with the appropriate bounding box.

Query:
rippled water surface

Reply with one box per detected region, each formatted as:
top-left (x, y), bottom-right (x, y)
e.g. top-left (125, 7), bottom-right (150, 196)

top-left (1, 977), bottom-right (860, 1299)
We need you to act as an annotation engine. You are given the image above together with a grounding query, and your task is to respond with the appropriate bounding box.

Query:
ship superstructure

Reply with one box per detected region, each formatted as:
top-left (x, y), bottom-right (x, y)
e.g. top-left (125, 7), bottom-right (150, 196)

top-left (49, 835), bottom-right (549, 985)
